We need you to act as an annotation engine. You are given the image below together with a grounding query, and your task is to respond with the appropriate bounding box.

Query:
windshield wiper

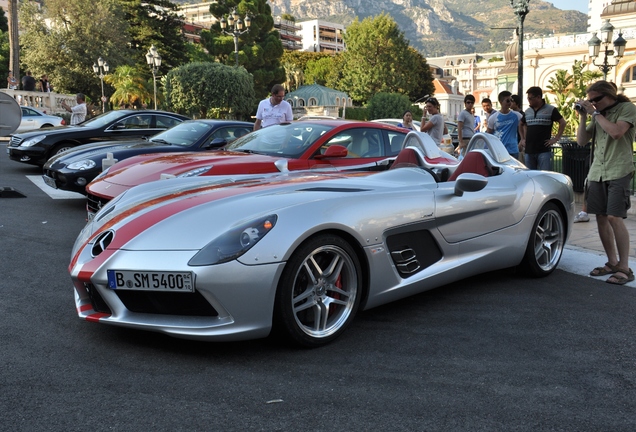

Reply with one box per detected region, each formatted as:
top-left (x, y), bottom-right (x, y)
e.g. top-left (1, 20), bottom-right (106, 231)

top-left (150, 139), bottom-right (171, 145)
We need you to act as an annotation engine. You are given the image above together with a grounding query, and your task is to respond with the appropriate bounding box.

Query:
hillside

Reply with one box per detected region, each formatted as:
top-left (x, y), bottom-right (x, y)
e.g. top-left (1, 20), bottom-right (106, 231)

top-left (174, 0), bottom-right (588, 56)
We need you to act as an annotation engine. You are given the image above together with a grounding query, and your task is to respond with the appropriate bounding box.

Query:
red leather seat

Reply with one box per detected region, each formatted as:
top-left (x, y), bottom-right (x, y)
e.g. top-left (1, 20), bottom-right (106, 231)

top-left (391, 147), bottom-right (421, 167)
top-left (447, 151), bottom-right (492, 181)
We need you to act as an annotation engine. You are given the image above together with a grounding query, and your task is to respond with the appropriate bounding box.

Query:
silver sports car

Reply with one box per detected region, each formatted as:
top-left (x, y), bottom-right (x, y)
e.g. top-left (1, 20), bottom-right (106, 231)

top-left (69, 133), bottom-right (574, 347)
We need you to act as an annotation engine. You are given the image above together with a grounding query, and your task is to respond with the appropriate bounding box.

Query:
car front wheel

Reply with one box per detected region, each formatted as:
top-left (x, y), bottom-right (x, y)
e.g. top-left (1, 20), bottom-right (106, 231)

top-left (520, 202), bottom-right (565, 277)
top-left (51, 143), bottom-right (74, 156)
top-left (274, 234), bottom-right (362, 347)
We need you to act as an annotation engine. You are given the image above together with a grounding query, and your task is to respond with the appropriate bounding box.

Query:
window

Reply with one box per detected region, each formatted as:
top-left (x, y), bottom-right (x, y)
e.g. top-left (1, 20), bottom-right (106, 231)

top-left (155, 115), bottom-right (183, 129)
top-left (117, 115), bottom-right (152, 129)
top-left (323, 128), bottom-right (384, 158)
top-left (308, 97), bottom-right (318, 106)
top-left (622, 65), bottom-right (636, 83)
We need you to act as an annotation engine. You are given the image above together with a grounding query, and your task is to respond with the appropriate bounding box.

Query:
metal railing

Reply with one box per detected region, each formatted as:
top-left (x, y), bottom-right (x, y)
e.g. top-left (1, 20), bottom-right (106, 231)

top-left (550, 145), bottom-right (636, 194)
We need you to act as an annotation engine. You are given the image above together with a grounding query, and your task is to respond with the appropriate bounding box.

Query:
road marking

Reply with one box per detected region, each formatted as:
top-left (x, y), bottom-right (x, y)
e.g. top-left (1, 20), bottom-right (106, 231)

top-left (26, 175), bottom-right (85, 199)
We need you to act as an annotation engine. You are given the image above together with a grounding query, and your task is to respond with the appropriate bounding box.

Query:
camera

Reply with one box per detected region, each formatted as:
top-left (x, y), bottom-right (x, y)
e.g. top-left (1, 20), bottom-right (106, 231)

top-left (574, 103), bottom-right (584, 112)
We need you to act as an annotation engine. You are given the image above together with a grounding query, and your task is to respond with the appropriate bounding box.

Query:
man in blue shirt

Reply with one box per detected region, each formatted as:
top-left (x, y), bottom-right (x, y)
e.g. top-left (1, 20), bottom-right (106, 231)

top-left (487, 91), bottom-right (523, 160)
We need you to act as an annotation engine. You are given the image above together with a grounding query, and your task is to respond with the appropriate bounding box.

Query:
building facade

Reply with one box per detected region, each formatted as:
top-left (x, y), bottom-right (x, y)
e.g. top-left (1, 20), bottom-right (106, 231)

top-left (428, 0), bottom-right (636, 120)
top-left (273, 17), bottom-right (303, 51)
top-left (298, 20), bottom-right (346, 53)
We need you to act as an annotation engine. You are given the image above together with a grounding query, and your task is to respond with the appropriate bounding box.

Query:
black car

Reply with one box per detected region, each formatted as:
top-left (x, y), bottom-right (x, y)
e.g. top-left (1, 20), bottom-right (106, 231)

top-left (7, 109), bottom-right (189, 166)
top-left (42, 120), bottom-right (254, 194)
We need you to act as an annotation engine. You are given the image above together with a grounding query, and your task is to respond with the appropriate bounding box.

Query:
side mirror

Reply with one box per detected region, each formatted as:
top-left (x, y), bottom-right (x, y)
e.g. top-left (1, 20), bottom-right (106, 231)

top-left (204, 138), bottom-right (227, 149)
top-left (314, 144), bottom-right (348, 159)
top-left (454, 173), bottom-right (488, 197)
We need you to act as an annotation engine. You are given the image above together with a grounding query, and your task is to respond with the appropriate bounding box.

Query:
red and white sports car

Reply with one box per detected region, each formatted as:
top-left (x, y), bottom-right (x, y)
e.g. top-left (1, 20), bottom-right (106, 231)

top-left (70, 133), bottom-right (574, 347)
top-left (85, 120), bottom-right (409, 216)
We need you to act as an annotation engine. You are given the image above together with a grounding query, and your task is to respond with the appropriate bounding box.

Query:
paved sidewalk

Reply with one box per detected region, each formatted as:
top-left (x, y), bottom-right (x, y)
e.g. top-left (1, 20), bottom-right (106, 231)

top-left (568, 200), bottom-right (636, 258)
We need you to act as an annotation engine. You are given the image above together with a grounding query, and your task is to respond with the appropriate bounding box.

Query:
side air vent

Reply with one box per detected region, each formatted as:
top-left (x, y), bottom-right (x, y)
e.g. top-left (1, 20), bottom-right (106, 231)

top-left (391, 248), bottom-right (421, 274)
top-left (386, 229), bottom-right (443, 278)
top-left (91, 230), bottom-right (115, 257)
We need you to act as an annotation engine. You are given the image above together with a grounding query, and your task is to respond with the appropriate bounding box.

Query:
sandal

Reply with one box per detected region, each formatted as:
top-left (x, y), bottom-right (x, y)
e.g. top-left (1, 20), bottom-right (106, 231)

top-left (606, 268), bottom-right (635, 285)
top-left (590, 262), bottom-right (619, 277)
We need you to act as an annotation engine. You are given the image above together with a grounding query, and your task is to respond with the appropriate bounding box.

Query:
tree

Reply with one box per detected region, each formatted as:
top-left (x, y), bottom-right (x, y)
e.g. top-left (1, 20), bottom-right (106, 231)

top-left (19, 0), bottom-right (131, 100)
top-left (7, 0), bottom-right (18, 82)
top-left (0, 6), bottom-right (8, 32)
top-left (305, 56), bottom-right (340, 87)
top-left (367, 92), bottom-right (414, 120)
top-left (337, 13), bottom-right (432, 105)
top-left (281, 51), bottom-right (332, 91)
top-left (280, 13), bottom-right (295, 22)
top-left (202, 0), bottom-right (285, 99)
top-left (546, 60), bottom-right (602, 136)
top-left (104, 65), bottom-right (152, 108)
top-left (116, 0), bottom-right (189, 74)
top-left (164, 62), bottom-right (256, 120)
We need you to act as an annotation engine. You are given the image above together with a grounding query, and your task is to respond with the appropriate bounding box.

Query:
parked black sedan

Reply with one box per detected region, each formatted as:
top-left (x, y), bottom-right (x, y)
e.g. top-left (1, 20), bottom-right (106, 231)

top-left (7, 109), bottom-right (189, 166)
top-left (42, 120), bottom-right (254, 194)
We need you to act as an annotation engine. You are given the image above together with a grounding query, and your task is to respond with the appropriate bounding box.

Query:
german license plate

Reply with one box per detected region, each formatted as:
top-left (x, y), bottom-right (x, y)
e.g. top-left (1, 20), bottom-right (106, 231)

top-left (42, 175), bottom-right (57, 189)
top-left (107, 270), bottom-right (194, 293)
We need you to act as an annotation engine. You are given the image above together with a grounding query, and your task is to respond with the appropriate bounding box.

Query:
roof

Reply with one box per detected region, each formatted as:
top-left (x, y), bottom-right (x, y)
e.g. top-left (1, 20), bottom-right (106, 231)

top-left (434, 79), bottom-right (463, 96)
top-left (285, 84), bottom-right (349, 106)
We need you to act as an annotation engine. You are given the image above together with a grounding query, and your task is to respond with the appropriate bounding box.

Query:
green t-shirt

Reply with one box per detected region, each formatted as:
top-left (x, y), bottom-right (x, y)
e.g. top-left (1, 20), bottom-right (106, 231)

top-left (586, 101), bottom-right (636, 182)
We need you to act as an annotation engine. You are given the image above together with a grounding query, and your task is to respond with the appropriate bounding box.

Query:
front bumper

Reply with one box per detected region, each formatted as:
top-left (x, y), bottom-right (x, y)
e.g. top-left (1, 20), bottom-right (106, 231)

top-left (8, 146), bottom-right (48, 165)
top-left (71, 250), bottom-right (286, 341)
top-left (43, 168), bottom-right (97, 194)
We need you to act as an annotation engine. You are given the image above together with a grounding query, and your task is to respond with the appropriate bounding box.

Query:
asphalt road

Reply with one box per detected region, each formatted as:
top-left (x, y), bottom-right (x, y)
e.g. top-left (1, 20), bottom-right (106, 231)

top-left (1, 145), bottom-right (635, 431)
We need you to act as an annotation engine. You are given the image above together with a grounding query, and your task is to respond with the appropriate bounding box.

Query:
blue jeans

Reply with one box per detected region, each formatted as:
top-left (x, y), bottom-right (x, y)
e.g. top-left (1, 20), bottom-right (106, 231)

top-left (525, 152), bottom-right (552, 170)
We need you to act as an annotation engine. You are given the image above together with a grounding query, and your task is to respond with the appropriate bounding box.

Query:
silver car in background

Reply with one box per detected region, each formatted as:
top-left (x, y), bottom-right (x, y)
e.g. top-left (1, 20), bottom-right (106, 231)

top-left (16, 106), bottom-right (65, 133)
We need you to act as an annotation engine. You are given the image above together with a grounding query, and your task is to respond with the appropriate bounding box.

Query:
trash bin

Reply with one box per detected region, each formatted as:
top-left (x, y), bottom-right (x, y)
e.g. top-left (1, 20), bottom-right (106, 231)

top-left (560, 140), bottom-right (591, 193)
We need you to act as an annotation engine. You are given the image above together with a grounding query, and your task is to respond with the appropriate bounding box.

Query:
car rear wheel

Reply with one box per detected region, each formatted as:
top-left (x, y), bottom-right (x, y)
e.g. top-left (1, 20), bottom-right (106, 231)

top-left (40, 124), bottom-right (53, 128)
top-left (274, 234), bottom-right (362, 347)
top-left (520, 202), bottom-right (565, 277)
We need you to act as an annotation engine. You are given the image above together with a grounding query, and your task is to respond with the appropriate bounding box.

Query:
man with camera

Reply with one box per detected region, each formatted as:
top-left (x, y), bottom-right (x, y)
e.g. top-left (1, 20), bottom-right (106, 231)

top-left (576, 80), bottom-right (636, 285)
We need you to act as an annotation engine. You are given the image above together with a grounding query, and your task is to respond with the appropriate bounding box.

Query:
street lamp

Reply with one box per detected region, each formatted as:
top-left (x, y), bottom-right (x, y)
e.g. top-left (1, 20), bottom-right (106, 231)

top-left (510, 0), bottom-right (530, 99)
top-left (92, 57), bottom-right (109, 113)
top-left (145, 45), bottom-right (162, 110)
top-left (219, 8), bottom-right (251, 67)
top-left (588, 19), bottom-right (626, 81)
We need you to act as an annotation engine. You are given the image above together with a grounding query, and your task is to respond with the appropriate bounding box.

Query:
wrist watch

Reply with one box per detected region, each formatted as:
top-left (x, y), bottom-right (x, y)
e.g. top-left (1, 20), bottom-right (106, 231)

top-left (592, 111), bottom-right (600, 118)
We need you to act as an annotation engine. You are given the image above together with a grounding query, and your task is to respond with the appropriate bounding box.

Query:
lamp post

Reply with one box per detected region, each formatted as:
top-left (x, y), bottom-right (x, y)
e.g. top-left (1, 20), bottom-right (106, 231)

top-left (145, 45), bottom-right (162, 110)
top-left (92, 57), bottom-right (109, 113)
top-left (588, 19), bottom-right (626, 81)
top-left (219, 8), bottom-right (251, 67)
top-left (510, 0), bottom-right (530, 99)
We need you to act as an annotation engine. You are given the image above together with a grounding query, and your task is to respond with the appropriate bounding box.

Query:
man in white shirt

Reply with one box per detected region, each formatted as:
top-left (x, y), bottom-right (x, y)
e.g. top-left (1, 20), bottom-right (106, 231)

top-left (61, 93), bottom-right (87, 125)
top-left (253, 84), bottom-right (293, 130)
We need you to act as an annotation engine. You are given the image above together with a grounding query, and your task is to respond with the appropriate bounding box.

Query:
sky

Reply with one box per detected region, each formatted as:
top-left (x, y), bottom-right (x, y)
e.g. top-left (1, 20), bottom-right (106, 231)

top-left (548, 0), bottom-right (588, 14)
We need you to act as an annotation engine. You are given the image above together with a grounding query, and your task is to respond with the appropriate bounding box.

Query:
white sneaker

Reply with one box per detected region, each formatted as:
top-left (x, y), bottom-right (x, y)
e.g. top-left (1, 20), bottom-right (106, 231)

top-left (573, 211), bottom-right (590, 223)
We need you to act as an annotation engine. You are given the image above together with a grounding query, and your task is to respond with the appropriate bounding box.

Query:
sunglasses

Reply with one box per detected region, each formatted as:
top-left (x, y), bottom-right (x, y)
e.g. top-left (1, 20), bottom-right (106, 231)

top-left (588, 94), bottom-right (604, 103)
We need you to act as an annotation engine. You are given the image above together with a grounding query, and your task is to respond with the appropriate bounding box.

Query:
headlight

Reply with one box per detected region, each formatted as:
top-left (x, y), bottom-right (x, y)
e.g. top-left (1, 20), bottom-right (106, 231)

top-left (21, 135), bottom-right (47, 147)
top-left (177, 166), bottom-right (213, 178)
top-left (188, 215), bottom-right (277, 266)
top-left (67, 159), bottom-right (96, 170)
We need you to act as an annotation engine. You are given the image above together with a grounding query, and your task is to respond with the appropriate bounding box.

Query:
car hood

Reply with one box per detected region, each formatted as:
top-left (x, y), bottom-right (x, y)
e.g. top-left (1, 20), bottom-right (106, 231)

top-left (44, 139), bottom-right (171, 168)
top-left (12, 125), bottom-right (81, 138)
top-left (95, 151), bottom-right (305, 187)
top-left (72, 168), bottom-right (436, 265)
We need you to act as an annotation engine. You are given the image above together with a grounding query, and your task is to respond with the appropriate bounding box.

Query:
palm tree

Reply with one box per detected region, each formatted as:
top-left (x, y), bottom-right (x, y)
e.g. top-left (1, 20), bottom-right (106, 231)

top-left (546, 61), bottom-right (602, 137)
top-left (104, 65), bottom-right (152, 108)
